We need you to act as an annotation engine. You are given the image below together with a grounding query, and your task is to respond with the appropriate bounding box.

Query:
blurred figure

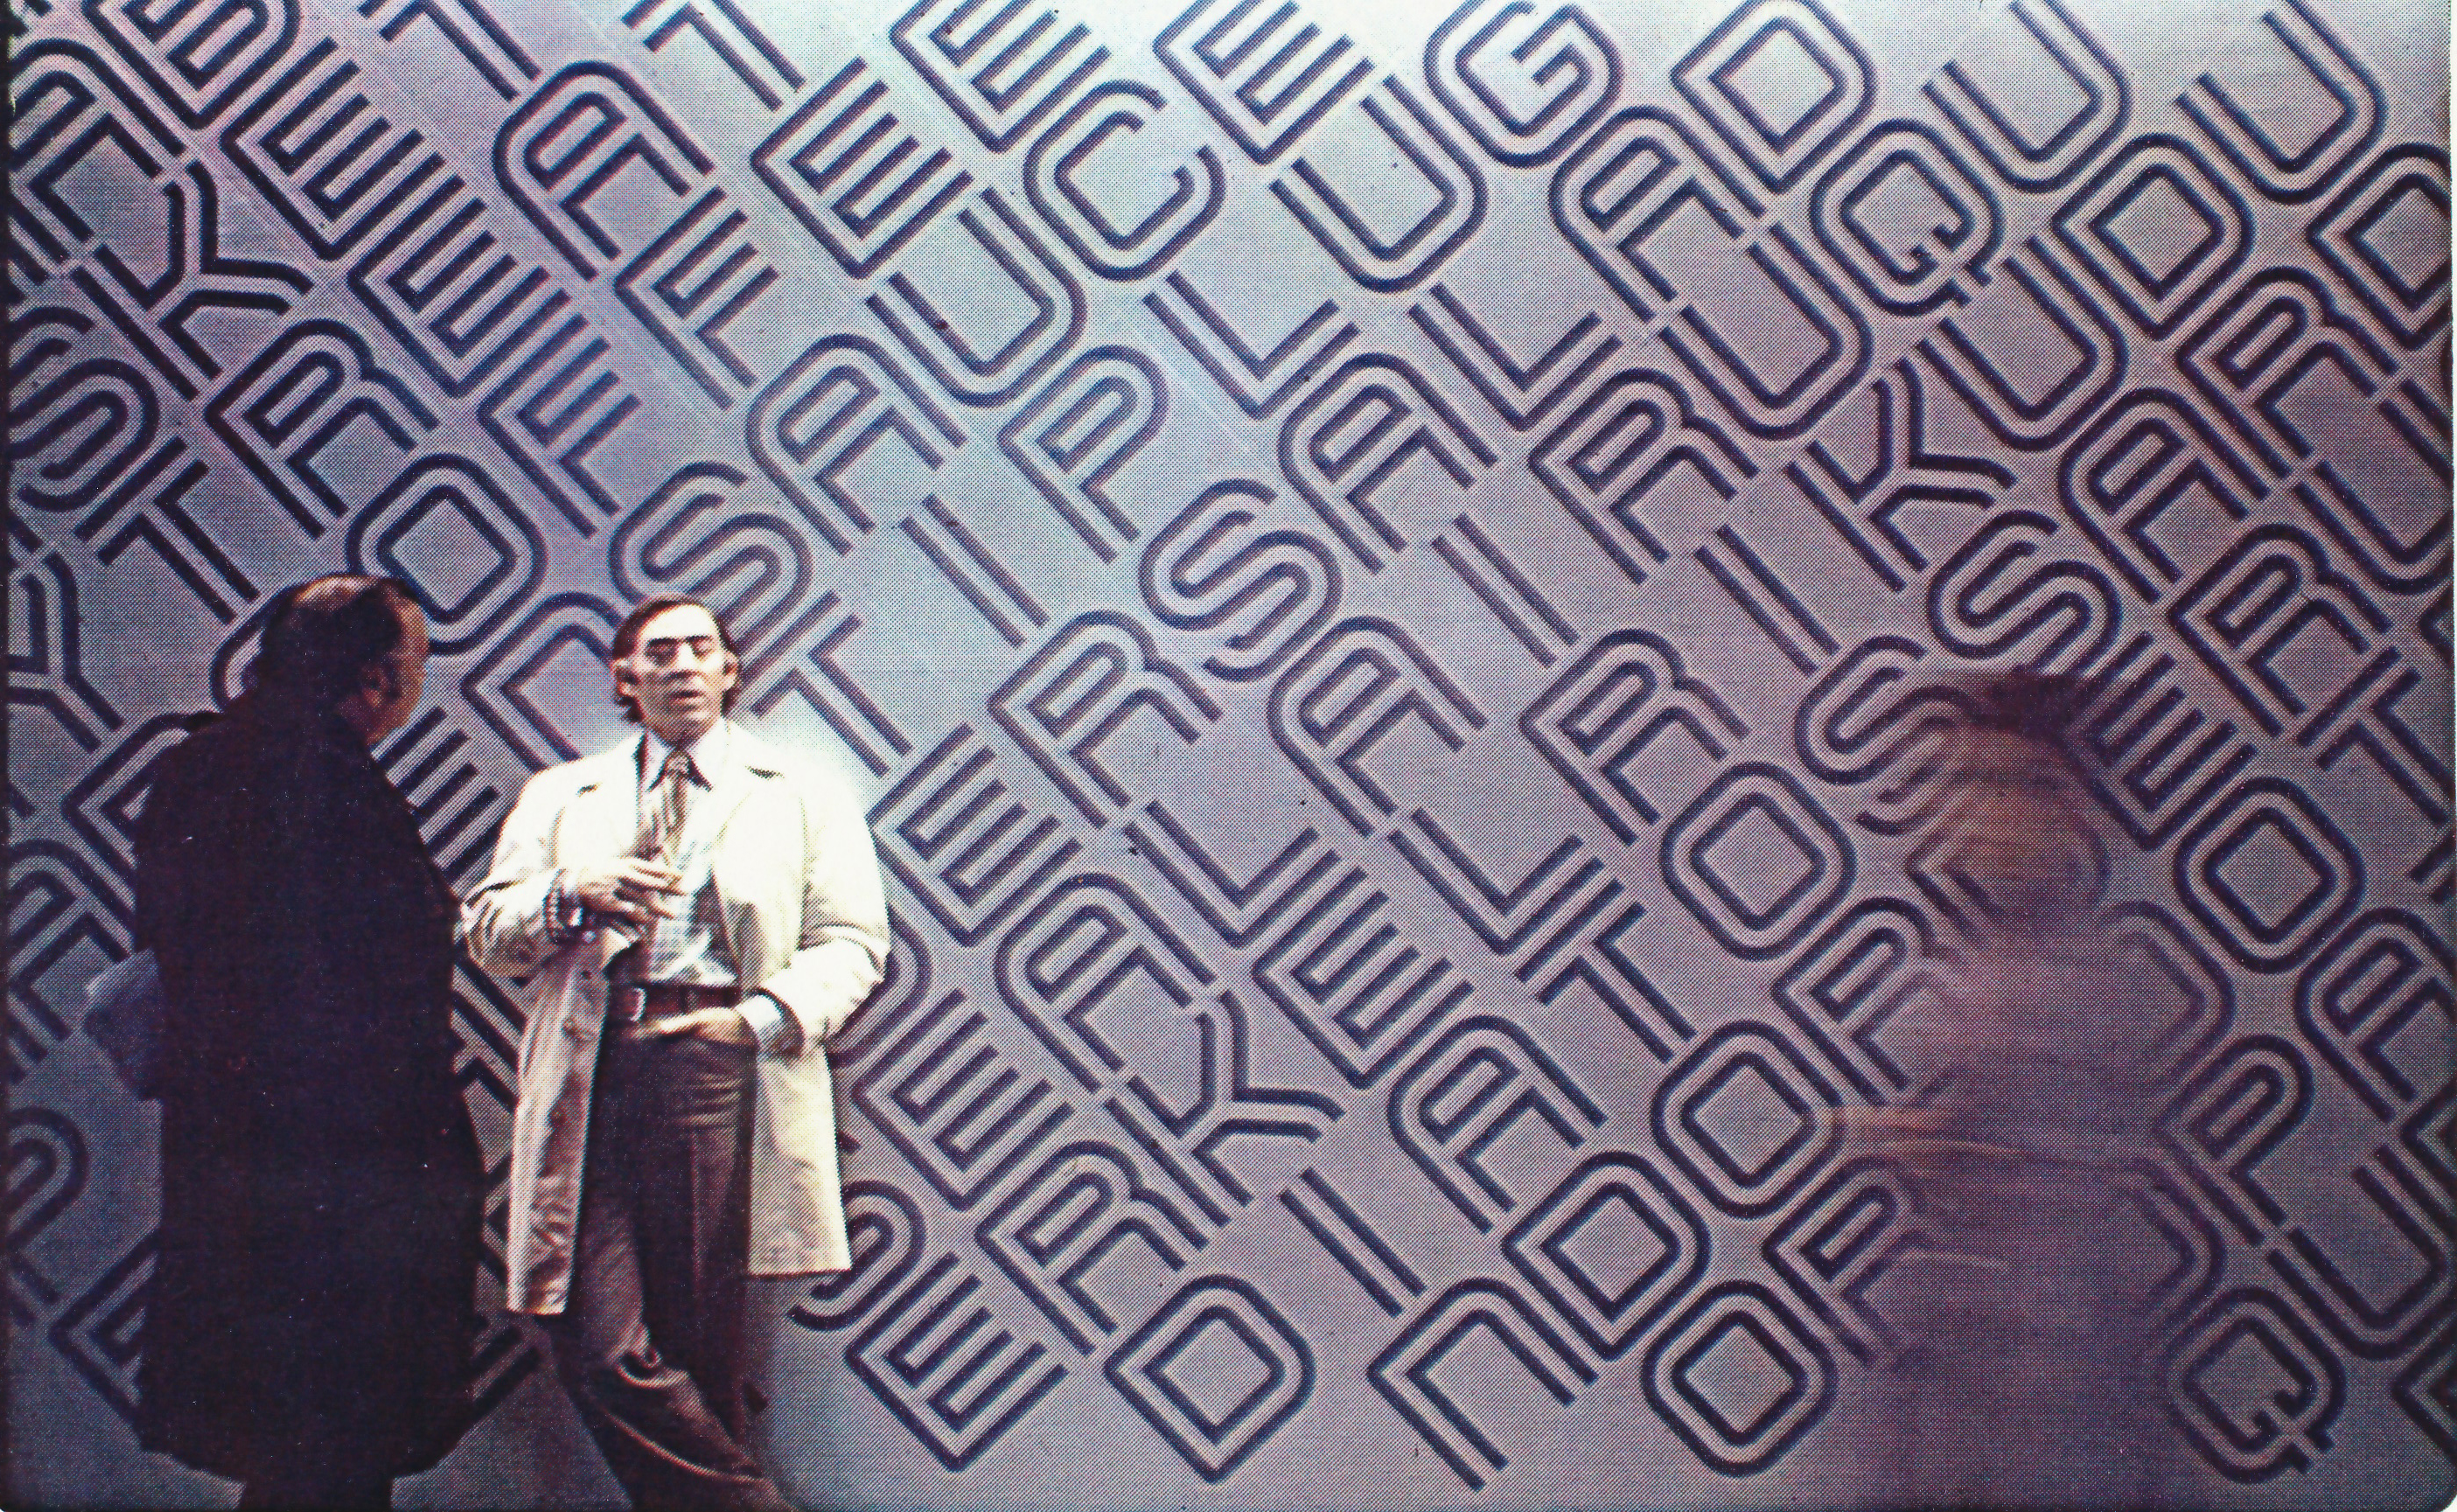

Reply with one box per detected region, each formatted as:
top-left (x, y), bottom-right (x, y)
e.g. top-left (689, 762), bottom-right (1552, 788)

top-left (135, 577), bottom-right (483, 1509)
top-left (1845, 670), bottom-right (2178, 1510)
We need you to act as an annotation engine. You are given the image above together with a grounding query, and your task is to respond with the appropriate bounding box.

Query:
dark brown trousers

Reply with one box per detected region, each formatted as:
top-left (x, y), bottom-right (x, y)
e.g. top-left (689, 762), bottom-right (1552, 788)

top-left (544, 1031), bottom-right (793, 1512)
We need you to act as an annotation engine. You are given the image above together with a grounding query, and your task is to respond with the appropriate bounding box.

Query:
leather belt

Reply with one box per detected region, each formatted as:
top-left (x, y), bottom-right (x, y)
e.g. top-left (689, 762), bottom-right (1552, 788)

top-left (609, 981), bottom-right (743, 1026)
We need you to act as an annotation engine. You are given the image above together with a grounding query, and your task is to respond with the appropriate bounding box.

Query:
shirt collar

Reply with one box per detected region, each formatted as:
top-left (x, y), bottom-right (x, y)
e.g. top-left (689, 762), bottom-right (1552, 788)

top-left (640, 721), bottom-right (725, 791)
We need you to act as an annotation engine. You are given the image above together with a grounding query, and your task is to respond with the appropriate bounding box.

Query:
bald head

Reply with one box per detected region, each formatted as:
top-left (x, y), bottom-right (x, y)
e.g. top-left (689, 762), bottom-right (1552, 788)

top-left (255, 575), bottom-right (429, 743)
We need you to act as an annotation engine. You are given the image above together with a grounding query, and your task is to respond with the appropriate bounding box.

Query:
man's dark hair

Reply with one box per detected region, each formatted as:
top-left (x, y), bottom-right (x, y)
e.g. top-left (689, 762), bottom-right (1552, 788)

top-left (609, 593), bottom-right (740, 722)
top-left (251, 576), bottom-right (419, 714)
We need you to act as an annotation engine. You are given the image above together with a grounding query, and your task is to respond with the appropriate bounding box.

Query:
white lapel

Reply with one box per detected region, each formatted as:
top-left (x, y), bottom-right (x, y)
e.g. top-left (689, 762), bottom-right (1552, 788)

top-left (694, 720), bottom-right (768, 846)
top-left (697, 722), bottom-right (787, 981)
top-left (566, 739), bottom-right (648, 963)
top-left (566, 742), bottom-right (644, 856)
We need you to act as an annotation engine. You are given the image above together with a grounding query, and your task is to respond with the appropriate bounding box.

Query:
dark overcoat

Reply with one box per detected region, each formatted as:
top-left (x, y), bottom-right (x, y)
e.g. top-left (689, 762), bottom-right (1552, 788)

top-left (133, 694), bottom-right (484, 1481)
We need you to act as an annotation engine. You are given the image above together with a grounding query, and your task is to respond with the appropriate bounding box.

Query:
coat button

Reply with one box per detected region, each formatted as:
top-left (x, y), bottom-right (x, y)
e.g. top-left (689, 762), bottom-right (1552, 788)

top-left (563, 1017), bottom-right (587, 1040)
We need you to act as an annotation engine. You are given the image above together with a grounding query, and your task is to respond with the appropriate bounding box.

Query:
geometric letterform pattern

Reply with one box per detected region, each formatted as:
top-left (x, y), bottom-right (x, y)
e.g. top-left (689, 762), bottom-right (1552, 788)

top-left (7, 0), bottom-right (2448, 1505)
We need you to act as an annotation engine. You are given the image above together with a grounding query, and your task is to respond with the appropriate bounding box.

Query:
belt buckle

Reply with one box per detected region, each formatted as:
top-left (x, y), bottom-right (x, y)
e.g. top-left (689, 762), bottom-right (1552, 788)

top-left (615, 984), bottom-right (647, 1023)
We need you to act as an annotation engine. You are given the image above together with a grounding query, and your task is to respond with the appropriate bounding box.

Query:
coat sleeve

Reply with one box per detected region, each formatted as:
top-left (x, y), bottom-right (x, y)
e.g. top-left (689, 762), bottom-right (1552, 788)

top-left (459, 768), bottom-right (575, 976)
top-left (753, 772), bottom-right (889, 1048)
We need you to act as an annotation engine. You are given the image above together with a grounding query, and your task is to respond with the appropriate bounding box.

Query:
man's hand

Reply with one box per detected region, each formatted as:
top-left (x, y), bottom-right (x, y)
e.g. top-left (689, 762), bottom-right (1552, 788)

top-left (633, 1006), bottom-right (757, 1045)
top-left (567, 858), bottom-right (683, 927)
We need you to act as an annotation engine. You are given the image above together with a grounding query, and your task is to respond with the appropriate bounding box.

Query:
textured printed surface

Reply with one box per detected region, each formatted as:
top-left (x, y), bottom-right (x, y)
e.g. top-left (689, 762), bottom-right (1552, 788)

top-left (6, 0), bottom-right (2452, 1506)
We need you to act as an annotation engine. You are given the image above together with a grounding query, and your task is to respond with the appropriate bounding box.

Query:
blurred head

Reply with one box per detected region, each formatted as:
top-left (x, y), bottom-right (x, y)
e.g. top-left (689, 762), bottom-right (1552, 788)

top-left (609, 595), bottom-right (739, 744)
top-left (252, 576), bottom-right (428, 745)
top-left (1940, 671), bottom-right (2103, 936)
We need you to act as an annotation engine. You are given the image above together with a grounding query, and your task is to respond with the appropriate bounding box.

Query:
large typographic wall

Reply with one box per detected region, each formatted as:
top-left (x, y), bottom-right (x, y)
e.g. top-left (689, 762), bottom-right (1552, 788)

top-left (8, 0), bottom-right (2451, 1505)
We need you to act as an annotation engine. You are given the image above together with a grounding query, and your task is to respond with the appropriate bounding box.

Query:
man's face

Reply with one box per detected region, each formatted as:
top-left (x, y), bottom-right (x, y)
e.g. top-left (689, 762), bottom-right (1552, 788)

top-left (614, 603), bottom-right (737, 744)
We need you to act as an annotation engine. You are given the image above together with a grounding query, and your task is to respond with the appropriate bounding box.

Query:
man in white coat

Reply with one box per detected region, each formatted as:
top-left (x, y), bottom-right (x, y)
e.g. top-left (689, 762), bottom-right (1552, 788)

top-left (463, 594), bottom-right (887, 1511)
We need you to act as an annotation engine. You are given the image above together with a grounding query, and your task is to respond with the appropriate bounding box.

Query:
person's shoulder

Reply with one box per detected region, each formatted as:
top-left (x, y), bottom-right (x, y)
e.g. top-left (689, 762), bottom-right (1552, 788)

top-left (729, 723), bottom-right (791, 775)
top-left (136, 714), bottom-right (231, 837)
top-left (150, 712), bottom-right (226, 776)
top-left (514, 742), bottom-right (637, 802)
top-left (728, 726), bottom-right (860, 804)
top-left (152, 706), bottom-right (281, 792)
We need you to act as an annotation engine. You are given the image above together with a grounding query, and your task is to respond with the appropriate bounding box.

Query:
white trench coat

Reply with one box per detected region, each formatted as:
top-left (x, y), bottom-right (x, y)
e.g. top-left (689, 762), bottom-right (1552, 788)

top-left (462, 724), bottom-right (889, 1314)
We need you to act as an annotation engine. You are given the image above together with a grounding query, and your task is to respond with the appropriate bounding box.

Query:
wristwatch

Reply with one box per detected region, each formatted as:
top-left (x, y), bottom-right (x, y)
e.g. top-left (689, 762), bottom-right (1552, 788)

top-left (545, 868), bottom-right (590, 944)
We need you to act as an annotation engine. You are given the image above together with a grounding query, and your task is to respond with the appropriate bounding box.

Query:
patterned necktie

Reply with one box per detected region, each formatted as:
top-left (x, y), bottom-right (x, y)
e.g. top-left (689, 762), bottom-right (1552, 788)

top-left (627, 748), bottom-right (692, 959)
top-left (643, 747), bottom-right (691, 866)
